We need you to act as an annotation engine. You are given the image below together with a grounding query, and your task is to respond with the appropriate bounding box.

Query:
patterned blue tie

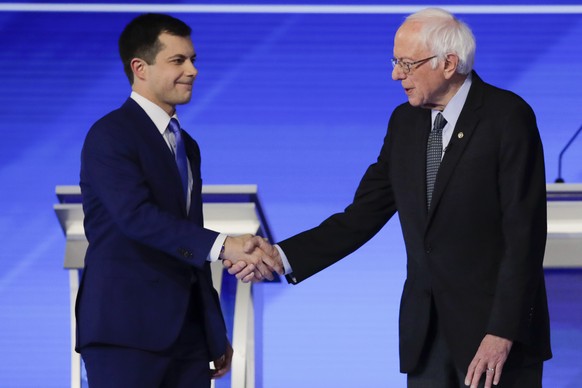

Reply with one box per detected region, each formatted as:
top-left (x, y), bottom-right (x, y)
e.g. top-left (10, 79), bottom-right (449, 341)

top-left (168, 118), bottom-right (189, 202)
top-left (426, 112), bottom-right (447, 209)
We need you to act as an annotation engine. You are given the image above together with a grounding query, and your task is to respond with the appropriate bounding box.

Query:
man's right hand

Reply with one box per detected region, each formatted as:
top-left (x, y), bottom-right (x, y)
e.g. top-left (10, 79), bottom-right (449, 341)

top-left (222, 236), bottom-right (283, 282)
top-left (221, 235), bottom-right (283, 282)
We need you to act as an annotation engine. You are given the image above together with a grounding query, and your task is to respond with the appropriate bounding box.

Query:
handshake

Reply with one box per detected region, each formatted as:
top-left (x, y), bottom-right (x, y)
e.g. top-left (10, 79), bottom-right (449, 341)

top-left (220, 235), bottom-right (284, 283)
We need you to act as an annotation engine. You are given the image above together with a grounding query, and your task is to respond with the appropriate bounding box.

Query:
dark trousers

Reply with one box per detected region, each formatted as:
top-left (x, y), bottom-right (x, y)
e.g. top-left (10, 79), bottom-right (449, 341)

top-left (407, 301), bottom-right (543, 388)
top-left (81, 287), bottom-right (211, 388)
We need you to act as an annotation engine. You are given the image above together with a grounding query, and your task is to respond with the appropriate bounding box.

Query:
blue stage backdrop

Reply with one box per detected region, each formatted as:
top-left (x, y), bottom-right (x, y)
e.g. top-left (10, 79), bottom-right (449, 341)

top-left (1, 2), bottom-right (581, 387)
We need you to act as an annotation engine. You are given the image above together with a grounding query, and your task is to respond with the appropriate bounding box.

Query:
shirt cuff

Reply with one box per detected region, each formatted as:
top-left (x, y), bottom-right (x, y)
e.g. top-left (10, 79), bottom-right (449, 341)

top-left (208, 234), bottom-right (228, 262)
top-left (275, 244), bottom-right (293, 275)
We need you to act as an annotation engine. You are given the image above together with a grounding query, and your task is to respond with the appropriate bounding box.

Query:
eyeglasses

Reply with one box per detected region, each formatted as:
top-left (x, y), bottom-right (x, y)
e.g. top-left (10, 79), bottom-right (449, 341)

top-left (391, 55), bottom-right (437, 75)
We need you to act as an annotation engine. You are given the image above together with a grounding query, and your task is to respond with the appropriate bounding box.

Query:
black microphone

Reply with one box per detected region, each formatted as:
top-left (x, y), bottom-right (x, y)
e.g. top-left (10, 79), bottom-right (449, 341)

top-left (555, 124), bottom-right (582, 183)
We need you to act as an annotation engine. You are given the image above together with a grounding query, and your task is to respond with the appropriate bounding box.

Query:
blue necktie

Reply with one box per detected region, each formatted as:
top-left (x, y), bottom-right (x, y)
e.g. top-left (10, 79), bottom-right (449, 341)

top-left (426, 112), bottom-right (447, 209)
top-left (168, 118), bottom-right (189, 202)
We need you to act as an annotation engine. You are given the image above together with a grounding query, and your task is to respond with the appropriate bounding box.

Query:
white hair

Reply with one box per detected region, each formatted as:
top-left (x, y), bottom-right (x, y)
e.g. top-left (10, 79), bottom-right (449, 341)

top-left (404, 8), bottom-right (476, 74)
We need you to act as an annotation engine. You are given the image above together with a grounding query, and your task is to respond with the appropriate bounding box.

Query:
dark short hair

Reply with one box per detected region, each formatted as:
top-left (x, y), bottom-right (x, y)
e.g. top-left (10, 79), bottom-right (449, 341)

top-left (118, 13), bottom-right (192, 84)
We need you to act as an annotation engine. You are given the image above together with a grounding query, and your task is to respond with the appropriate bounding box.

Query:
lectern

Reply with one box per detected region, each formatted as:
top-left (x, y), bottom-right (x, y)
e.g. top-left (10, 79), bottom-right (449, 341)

top-left (545, 183), bottom-right (582, 267)
top-left (54, 185), bottom-right (277, 388)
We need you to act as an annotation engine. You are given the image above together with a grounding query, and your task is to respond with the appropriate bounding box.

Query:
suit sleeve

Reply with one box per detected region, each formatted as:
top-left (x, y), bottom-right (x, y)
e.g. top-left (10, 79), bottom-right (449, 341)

top-left (486, 97), bottom-right (547, 342)
top-left (279, 128), bottom-right (398, 283)
top-left (81, 118), bottom-right (219, 268)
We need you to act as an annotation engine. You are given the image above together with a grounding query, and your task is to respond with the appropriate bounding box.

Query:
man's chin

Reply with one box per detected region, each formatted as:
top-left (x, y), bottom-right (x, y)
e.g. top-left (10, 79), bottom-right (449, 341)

top-left (174, 95), bottom-right (193, 105)
top-left (407, 98), bottom-right (421, 107)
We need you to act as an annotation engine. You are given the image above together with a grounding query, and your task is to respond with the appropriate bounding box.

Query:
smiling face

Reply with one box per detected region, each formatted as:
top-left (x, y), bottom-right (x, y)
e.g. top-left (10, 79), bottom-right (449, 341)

top-left (131, 32), bottom-right (197, 115)
top-left (392, 21), bottom-right (458, 111)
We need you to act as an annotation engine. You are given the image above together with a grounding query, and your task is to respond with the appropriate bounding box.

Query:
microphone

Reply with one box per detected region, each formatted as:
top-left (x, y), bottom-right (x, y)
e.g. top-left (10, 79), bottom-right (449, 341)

top-left (555, 124), bottom-right (582, 183)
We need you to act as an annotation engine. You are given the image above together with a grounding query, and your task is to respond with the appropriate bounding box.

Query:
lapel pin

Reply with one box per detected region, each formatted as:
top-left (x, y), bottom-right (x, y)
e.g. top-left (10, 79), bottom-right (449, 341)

top-left (458, 132), bottom-right (464, 139)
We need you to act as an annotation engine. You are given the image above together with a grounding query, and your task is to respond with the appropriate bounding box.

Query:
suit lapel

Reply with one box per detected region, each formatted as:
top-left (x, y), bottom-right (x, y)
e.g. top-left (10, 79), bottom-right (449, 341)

top-left (427, 72), bottom-right (484, 222)
top-left (123, 99), bottom-right (190, 214)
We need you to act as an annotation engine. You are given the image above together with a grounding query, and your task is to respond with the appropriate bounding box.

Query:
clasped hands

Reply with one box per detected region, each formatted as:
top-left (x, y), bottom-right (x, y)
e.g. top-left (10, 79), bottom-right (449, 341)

top-left (221, 235), bottom-right (283, 282)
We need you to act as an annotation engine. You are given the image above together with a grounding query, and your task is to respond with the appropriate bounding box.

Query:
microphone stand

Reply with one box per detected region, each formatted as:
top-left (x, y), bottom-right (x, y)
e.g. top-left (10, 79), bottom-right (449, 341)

top-left (555, 124), bottom-right (582, 183)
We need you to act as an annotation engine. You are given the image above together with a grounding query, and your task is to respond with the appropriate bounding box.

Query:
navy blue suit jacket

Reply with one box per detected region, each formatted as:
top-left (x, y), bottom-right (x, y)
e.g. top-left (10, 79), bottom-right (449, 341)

top-left (77, 98), bottom-right (226, 360)
top-left (280, 72), bottom-right (552, 372)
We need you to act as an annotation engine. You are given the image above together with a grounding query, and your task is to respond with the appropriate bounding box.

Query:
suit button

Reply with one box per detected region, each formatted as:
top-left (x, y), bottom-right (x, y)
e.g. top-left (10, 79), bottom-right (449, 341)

top-left (425, 245), bottom-right (432, 254)
top-left (177, 248), bottom-right (192, 258)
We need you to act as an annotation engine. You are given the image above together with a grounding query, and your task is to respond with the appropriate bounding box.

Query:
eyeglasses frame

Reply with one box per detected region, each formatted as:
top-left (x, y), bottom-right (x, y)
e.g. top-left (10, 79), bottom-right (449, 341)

top-left (391, 55), bottom-right (438, 74)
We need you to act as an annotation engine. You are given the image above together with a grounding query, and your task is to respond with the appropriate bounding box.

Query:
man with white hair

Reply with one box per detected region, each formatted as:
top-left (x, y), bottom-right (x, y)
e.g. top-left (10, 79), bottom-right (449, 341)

top-left (230, 7), bottom-right (552, 388)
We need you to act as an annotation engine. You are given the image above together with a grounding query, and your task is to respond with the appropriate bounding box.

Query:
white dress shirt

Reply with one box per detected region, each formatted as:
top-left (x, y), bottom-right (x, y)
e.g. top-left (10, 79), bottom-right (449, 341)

top-left (433, 72), bottom-right (472, 159)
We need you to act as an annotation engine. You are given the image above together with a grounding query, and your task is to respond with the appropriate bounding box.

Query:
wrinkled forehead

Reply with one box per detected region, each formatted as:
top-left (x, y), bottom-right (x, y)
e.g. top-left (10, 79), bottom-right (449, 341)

top-left (393, 21), bottom-right (428, 59)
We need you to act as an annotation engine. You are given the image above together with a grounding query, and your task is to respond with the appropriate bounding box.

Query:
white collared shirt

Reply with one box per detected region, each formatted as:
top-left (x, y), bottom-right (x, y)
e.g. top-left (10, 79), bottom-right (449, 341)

top-left (432, 73), bottom-right (473, 159)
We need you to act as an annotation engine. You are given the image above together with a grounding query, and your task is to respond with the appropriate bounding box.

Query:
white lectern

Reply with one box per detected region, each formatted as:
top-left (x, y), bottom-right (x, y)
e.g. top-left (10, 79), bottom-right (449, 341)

top-left (54, 185), bottom-right (277, 388)
top-left (545, 183), bottom-right (582, 267)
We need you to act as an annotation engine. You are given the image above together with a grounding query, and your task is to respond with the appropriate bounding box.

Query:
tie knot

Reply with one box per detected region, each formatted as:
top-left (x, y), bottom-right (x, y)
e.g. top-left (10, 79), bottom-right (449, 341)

top-left (433, 112), bottom-right (447, 131)
top-left (168, 118), bottom-right (181, 135)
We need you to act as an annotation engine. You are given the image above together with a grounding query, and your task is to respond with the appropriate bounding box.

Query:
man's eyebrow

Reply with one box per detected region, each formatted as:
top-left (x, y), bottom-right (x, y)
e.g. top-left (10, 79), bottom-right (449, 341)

top-left (167, 53), bottom-right (196, 59)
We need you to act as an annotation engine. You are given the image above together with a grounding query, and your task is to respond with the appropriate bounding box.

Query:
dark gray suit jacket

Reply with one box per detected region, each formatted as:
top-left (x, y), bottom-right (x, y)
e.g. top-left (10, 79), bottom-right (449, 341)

top-left (279, 72), bottom-right (552, 372)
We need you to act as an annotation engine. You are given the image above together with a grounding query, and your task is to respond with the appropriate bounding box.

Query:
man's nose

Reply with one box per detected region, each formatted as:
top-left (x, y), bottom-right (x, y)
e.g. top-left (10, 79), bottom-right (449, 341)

top-left (186, 60), bottom-right (197, 77)
top-left (392, 65), bottom-right (405, 81)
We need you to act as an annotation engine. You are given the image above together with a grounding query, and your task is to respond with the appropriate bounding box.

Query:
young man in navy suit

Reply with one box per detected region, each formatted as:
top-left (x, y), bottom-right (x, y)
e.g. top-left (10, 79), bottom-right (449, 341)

top-left (229, 8), bottom-right (551, 388)
top-left (77, 13), bottom-right (281, 387)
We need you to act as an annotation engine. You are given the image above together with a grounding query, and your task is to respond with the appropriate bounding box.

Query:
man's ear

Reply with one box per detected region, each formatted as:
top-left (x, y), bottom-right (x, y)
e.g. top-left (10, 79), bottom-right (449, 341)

top-left (443, 53), bottom-right (459, 79)
top-left (130, 58), bottom-right (147, 82)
